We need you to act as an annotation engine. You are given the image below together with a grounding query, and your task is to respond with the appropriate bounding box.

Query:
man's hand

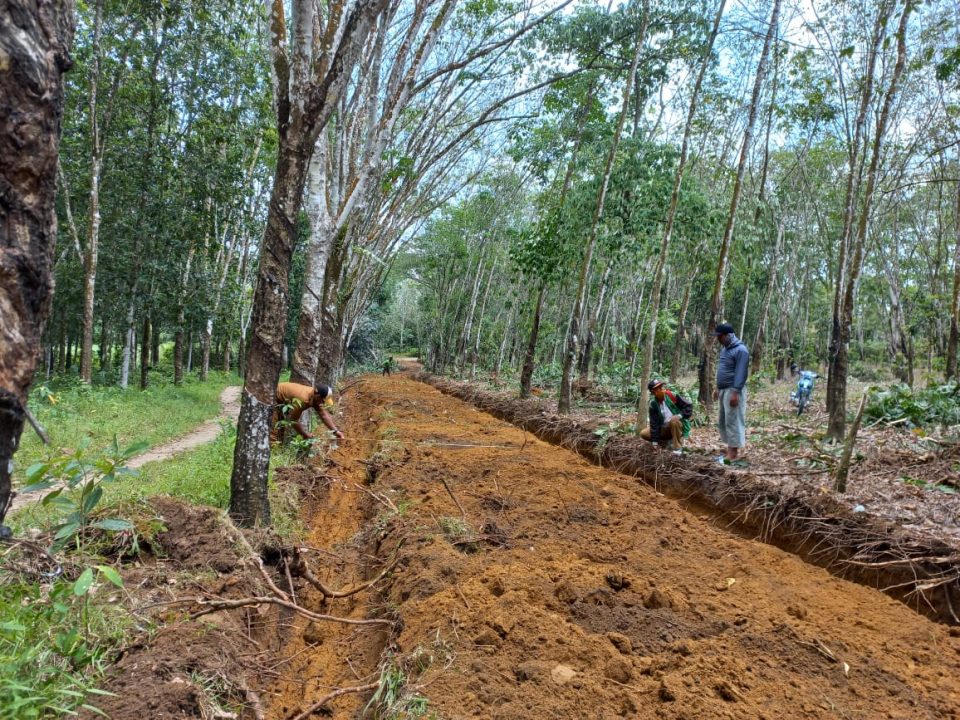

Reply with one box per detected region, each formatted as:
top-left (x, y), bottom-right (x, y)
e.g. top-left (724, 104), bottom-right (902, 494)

top-left (729, 391), bottom-right (740, 408)
top-left (712, 388), bottom-right (719, 401)
top-left (333, 429), bottom-right (345, 440)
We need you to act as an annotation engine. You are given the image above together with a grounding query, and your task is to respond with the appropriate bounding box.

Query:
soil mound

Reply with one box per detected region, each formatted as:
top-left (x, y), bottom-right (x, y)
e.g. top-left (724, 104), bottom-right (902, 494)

top-left (334, 374), bottom-right (960, 719)
top-left (416, 371), bottom-right (960, 624)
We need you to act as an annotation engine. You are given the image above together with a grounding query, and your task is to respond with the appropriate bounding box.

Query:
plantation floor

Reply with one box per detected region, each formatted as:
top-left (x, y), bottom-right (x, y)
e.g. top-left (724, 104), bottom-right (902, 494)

top-left (269, 371), bottom-right (960, 719)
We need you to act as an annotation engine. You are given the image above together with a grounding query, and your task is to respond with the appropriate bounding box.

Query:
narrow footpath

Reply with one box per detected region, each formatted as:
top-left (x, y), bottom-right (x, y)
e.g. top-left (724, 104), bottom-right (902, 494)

top-left (10, 385), bottom-right (241, 513)
top-left (271, 372), bottom-right (960, 719)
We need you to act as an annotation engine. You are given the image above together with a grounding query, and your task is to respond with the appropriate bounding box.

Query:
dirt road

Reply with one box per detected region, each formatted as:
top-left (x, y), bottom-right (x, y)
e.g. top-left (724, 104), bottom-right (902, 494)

top-left (270, 373), bottom-right (960, 719)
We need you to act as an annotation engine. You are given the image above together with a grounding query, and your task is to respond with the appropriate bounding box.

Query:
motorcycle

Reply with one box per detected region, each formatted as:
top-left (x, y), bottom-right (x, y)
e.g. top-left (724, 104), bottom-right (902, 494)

top-left (790, 370), bottom-right (819, 416)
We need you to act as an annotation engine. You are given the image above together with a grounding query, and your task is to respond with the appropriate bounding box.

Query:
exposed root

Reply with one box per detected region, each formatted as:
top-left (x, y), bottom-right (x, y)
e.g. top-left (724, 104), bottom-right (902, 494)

top-left (189, 594), bottom-right (393, 626)
top-left (291, 545), bottom-right (402, 599)
top-left (287, 681), bottom-right (380, 720)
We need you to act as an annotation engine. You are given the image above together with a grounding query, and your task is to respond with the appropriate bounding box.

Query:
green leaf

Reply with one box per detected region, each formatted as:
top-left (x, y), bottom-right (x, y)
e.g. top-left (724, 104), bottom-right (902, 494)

top-left (21, 479), bottom-right (56, 494)
top-left (73, 568), bottom-right (94, 596)
top-left (96, 565), bottom-right (124, 587)
top-left (25, 463), bottom-right (48, 482)
top-left (0, 621), bottom-right (26, 632)
top-left (82, 485), bottom-right (104, 515)
top-left (54, 521), bottom-right (81, 541)
top-left (90, 518), bottom-right (133, 532)
top-left (123, 440), bottom-right (151, 457)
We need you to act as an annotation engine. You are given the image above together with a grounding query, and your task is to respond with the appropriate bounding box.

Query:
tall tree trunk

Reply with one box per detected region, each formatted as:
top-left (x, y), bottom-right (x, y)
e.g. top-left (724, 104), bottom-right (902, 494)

top-left (470, 260), bottom-right (496, 380)
top-left (291, 146), bottom-right (334, 386)
top-left (0, 0), bottom-right (74, 528)
top-left (174, 244), bottom-right (196, 386)
top-left (519, 283), bottom-right (546, 398)
top-left (947, 177), bottom-right (960, 380)
top-left (120, 299), bottom-right (135, 389)
top-left (560, 6), bottom-right (647, 414)
top-left (57, 323), bottom-right (67, 374)
top-left (699, 0), bottom-right (780, 408)
top-left (231, 0), bottom-right (393, 521)
top-left (578, 263), bottom-right (611, 385)
top-left (827, 0), bottom-right (912, 440)
top-left (313, 235), bottom-right (350, 386)
top-left (637, 0), bottom-right (725, 422)
top-left (751, 218), bottom-right (785, 373)
top-left (670, 271), bottom-right (695, 381)
top-left (140, 315), bottom-right (151, 390)
top-left (79, 0), bottom-right (105, 384)
top-left (825, 1), bottom-right (892, 434)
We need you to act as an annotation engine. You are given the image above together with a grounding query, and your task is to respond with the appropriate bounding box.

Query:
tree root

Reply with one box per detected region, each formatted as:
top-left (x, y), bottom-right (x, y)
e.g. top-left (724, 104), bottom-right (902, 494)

top-left (287, 681), bottom-right (379, 720)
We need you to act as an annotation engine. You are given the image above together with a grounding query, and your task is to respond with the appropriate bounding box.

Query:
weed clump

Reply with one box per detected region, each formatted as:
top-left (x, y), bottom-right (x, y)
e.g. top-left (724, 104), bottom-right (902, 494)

top-left (864, 381), bottom-right (960, 429)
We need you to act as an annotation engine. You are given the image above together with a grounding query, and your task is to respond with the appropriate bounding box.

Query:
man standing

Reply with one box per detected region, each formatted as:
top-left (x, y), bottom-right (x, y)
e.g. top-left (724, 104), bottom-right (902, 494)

top-left (712, 322), bottom-right (749, 464)
top-left (641, 379), bottom-right (693, 453)
top-left (272, 383), bottom-right (345, 443)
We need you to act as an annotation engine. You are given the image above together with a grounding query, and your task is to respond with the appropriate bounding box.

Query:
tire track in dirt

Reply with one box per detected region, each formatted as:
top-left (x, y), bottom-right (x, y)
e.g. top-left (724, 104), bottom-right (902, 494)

top-left (282, 373), bottom-right (960, 719)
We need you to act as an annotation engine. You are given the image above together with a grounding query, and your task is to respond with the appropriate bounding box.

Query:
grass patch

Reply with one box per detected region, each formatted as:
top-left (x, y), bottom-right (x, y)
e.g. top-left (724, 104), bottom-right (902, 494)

top-left (18, 372), bottom-right (235, 485)
top-left (0, 579), bottom-right (127, 720)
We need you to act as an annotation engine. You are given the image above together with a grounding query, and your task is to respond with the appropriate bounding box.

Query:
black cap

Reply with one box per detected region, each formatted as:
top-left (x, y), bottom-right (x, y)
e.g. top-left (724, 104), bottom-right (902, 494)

top-left (712, 322), bottom-right (735, 336)
top-left (648, 379), bottom-right (664, 392)
top-left (314, 384), bottom-right (332, 400)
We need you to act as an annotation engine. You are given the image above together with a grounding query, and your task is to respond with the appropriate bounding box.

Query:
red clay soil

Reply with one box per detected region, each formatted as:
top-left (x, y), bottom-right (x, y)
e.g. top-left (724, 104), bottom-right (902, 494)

top-left (267, 372), bottom-right (960, 719)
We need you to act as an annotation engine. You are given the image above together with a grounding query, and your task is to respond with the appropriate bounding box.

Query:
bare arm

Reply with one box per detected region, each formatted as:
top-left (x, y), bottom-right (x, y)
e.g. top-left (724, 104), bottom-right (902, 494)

top-left (318, 408), bottom-right (345, 439)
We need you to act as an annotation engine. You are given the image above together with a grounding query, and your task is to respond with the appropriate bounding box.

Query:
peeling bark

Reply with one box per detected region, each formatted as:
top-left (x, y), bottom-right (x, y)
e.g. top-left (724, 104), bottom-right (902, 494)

top-left (0, 0), bottom-right (75, 528)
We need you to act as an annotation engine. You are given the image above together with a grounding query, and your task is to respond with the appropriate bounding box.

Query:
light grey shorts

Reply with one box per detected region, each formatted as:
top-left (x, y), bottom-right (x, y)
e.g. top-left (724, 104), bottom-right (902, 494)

top-left (718, 387), bottom-right (746, 448)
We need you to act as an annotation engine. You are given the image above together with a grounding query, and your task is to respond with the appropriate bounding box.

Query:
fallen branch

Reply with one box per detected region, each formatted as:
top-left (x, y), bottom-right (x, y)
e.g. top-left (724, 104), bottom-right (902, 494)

top-left (441, 477), bottom-right (468, 521)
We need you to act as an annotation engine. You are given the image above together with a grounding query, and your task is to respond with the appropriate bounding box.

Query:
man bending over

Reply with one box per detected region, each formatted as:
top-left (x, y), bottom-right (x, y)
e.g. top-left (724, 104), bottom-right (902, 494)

top-left (272, 382), bottom-right (345, 443)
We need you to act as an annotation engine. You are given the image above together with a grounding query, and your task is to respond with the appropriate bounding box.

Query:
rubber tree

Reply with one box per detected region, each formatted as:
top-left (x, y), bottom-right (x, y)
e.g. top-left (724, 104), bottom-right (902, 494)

top-left (0, 0), bottom-right (75, 530)
top-left (559, 2), bottom-right (648, 414)
top-left (698, 0), bottom-right (780, 409)
top-left (636, 0), bottom-right (725, 426)
top-left (230, 0), bottom-right (390, 527)
top-left (948, 176), bottom-right (960, 380)
top-left (826, 0), bottom-right (914, 440)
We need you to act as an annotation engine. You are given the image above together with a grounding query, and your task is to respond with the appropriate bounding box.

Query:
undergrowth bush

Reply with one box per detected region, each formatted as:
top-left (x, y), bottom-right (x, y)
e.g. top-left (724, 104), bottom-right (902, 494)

top-left (0, 573), bottom-right (126, 719)
top-left (864, 381), bottom-right (960, 428)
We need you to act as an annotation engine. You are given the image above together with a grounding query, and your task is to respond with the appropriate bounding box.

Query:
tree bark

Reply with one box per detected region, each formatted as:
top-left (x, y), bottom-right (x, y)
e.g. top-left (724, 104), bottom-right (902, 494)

top-left (670, 270), bottom-right (695, 381)
top-left (0, 0), bottom-right (75, 528)
top-left (140, 315), bottom-right (151, 390)
top-left (519, 283), bottom-right (546, 398)
top-left (751, 218), bottom-right (784, 374)
top-left (79, 0), bottom-right (104, 384)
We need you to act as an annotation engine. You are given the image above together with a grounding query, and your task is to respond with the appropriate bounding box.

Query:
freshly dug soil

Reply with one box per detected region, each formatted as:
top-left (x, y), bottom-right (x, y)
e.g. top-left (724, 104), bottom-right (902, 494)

top-left (277, 372), bottom-right (960, 719)
top-left (415, 373), bottom-right (960, 624)
top-left (86, 373), bottom-right (960, 718)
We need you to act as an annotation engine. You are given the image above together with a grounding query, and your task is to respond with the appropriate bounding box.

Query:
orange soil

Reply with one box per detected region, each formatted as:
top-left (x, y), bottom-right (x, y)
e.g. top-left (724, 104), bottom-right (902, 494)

top-left (271, 373), bottom-right (960, 719)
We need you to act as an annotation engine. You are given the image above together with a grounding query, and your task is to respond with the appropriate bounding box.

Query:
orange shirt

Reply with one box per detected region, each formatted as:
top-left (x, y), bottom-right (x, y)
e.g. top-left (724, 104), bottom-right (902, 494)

top-left (275, 382), bottom-right (315, 421)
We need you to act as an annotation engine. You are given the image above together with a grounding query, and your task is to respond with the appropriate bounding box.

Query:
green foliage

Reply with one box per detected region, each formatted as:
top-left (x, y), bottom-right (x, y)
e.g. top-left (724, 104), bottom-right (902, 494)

top-left (22, 437), bottom-right (144, 552)
top-left (366, 654), bottom-right (436, 720)
top-left (864, 382), bottom-right (960, 428)
top-left (0, 579), bottom-right (125, 719)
